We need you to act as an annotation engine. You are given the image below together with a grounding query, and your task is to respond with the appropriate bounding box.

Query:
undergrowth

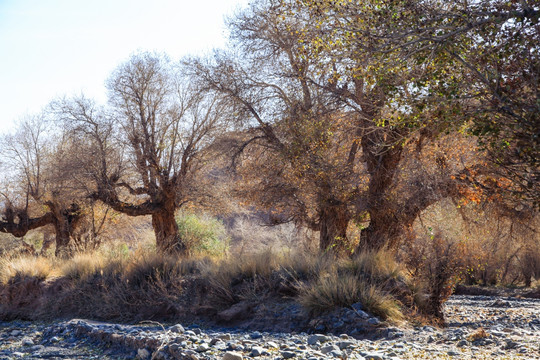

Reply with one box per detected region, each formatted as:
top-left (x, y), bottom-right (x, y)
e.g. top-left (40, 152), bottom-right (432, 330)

top-left (0, 248), bottom-right (427, 325)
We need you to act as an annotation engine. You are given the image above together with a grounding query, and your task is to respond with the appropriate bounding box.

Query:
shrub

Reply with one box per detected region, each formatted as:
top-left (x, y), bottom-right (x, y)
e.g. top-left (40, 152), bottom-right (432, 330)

top-left (176, 212), bottom-right (229, 257)
top-left (0, 256), bottom-right (55, 284)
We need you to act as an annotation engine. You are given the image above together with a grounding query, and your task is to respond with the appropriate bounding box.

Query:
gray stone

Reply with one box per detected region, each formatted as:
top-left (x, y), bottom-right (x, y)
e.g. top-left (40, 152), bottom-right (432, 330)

top-left (250, 331), bottom-right (263, 339)
top-left (280, 350), bottom-right (297, 359)
top-left (250, 346), bottom-right (266, 357)
top-left (307, 334), bottom-right (329, 345)
top-left (21, 337), bottom-right (34, 346)
top-left (217, 333), bottom-right (232, 341)
top-left (222, 352), bottom-right (243, 360)
top-left (170, 324), bottom-right (185, 333)
top-left (137, 348), bottom-right (151, 360)
top-left (320, 344), bottom-right (340, 354)
top-left (367, 318), bottom-right (380, 325)
top-left (457, 340), bottom-right (468, 347)
top-left (364, 353), bottom-right (384, 360)
top-left (196, 343), bottom-right (209, 352)
top-left (10, 330), bottom-right (22, 337)
top-left (337, 340), bottom-right (355, 349)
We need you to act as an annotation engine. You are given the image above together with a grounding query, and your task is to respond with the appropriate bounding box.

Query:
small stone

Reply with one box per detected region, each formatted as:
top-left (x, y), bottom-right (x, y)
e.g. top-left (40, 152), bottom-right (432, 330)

top-left (320, 344), bottom-right (340, 354)
top-left (22, 337), bottom-right (34, 346)
top-left (337, 341), bottom-right (355, 349)
top-left (307, 334), bottom-right (329, 345)
top-left (280, 350), bottom-right (297, 359)
top-left (250, 331), bottom-right (263, 339)
top-left (170, 324), bottom-right (185, 333)
top-left (367, 318), bottom-right (380, 325)
top-left (50, 336), bottom-right (60, 343)
top-left (137, 348), bottom-right (151, 360)
top-left (222, 351), bottom-right (243, 360)
top-left (250, 346), bottom-right (266, 357)
top-left (10, 330), bottom-right (22, 337)
top-left (267, 341), bottom-right (279, 348)
top-left (196, 343), bottom-right (209, 352)
top-left (447, 351), bottom-right (459, 356)
top-left (364, 353), bottom-right (384, 360)
top-left (192, 328), bottom-right (202, 335)
top-left (217, 333), bottom-right (232, 341)
top-left (11, 353), bottom-right (25, 358)
top-left (457, 340), bottom-right (468, 347)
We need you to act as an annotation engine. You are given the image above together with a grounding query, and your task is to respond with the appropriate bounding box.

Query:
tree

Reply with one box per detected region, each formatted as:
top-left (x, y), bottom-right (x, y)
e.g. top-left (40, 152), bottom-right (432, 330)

top-left (0, 115), bottom-right (83, 257)
top-left (190, 0), bottom-right (477, 255)
top-left (55, 53), bottom-right (230, 255)
top-left (299, 0), bottom-right (539, 206)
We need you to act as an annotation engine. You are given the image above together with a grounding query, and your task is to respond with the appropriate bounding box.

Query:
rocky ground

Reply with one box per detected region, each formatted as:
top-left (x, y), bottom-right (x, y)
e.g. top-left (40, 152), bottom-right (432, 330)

top-left (0, 295), bottom-right (539, 360)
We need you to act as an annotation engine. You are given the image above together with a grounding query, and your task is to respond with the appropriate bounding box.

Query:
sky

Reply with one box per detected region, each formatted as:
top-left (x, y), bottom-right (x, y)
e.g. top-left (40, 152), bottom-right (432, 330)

top-left (0, 0), bottom-right (249, 135)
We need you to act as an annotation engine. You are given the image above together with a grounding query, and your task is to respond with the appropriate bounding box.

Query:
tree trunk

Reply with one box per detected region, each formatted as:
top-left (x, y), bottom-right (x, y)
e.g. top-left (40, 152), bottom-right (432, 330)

top-left (54, 219), bottom-right (73, 258)
top-left (151, 207), bottom-right (187, 255)
top-left (50, 203), bottom-right (82, 258)
top-left (319, 205), bottom-right (351, 256)
top-left (358, 206), bottom-right (404, 251)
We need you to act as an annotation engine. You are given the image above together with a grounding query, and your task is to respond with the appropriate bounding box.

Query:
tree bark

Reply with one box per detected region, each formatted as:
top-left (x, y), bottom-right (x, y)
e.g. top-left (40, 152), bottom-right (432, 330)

top-left (50, 203), bottom-right (83, 258)
top-left (151, 206), bottom-right (187, 255)
top-left (319, 205), bottom-right (351, 256)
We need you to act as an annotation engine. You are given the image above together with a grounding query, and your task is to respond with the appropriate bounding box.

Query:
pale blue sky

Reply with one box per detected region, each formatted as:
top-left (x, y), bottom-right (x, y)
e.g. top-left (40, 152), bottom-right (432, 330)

top-left (0, 0), bottom-right (248, 134)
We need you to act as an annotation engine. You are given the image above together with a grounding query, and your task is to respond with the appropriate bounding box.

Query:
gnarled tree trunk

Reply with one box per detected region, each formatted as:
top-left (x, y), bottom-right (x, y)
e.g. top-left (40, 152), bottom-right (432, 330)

top-left (319, 205), bottom-right (351, 256)
top-left (151, 205), bottom-right (187, 255)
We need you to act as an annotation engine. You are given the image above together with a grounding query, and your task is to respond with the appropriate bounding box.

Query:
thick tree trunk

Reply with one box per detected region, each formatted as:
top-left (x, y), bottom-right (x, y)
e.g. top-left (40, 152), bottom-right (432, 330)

top-left (151, 207), bottom-right (187, 255)
top-left (54, 220), bottom-right (73, 258)
top-left (358, 206), bottom-right (404, 251)
top-left (50, 203), bottom-right (82, 258)
top-left (319, 205), bottom-right (351, 256)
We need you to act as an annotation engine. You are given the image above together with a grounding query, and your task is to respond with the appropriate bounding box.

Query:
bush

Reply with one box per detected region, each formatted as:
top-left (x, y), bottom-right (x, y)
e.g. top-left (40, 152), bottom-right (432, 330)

top-left (176, 212), bottom-right (230, 257)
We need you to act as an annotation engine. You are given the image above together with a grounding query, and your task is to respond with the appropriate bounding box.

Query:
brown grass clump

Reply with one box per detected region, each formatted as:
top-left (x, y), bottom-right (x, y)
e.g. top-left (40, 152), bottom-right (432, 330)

top-left (0, 256), bottom-right (56, 284)
top-left (298, 273), bottom-right (404, 321)
top-left (468, 327), bottom-right (489, 341)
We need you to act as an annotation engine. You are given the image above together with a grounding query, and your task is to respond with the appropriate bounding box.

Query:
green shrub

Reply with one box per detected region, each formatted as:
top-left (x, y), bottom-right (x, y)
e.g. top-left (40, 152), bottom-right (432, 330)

top-left (176, 212), bottom-right (229, 257)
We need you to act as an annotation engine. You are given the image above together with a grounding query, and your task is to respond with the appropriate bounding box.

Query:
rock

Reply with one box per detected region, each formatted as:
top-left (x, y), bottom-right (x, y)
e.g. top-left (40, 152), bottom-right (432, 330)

top-left (169, 324), bottom-right (185, 333)
top-left (364, 353), bottom-right (384, 360)
top-left (250, 331), bottom-right (263, 339)
top-left (280, 350), bottom-right (297, 359)
top-left (196, 343), bottom-right (209, 352)
top-left (307, 334), bottom-right (329, 345)
top-left (217, 333), bottom-right (232, 341)
top-left (10, 330), bottom-right (22, 337)
top-left (267, 341), bottom-right (279, 348)
top-left (137, 348), bottom-right (151, 360)
top-left (250, 346), bottom-right (266, 356)
top-left (367, 318), bottom-right (380, 325)
top-left (21, 337), bottom-right (34, 346)
top-left (320, 344), bottom-right (340, 354)
top-left (457, 340), bottom-right (468, 347)
top-left (337, 340), bottom-right (355, 349)
top-left (222, 352), bottom-right (243, 360)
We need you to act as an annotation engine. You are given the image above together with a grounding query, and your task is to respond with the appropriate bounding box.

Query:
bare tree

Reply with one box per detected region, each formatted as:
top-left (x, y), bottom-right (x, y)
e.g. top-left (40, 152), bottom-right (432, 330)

top-left (56, 53), bottom-right (230, 254)
top-left (0, 115), bottom-right (83, 257)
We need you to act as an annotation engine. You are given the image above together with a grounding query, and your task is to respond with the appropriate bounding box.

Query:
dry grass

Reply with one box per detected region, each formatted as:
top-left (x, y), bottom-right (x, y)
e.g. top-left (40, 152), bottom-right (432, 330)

top-left (296, 252), bottom-right (407, 322)
top-left (0, 256), bottom-right (57, 284)
top-left (0, 247), bottom-right (424, 325)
